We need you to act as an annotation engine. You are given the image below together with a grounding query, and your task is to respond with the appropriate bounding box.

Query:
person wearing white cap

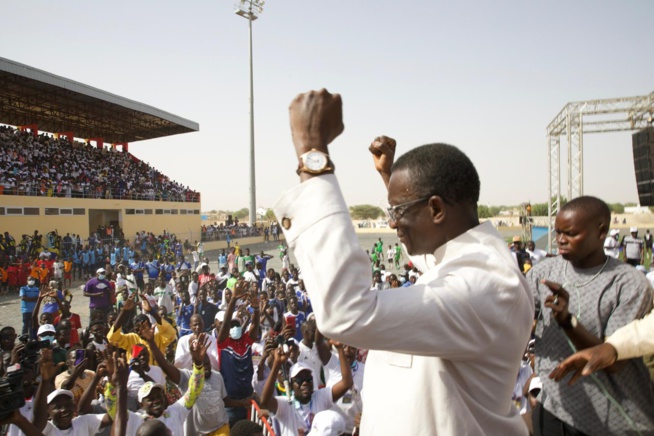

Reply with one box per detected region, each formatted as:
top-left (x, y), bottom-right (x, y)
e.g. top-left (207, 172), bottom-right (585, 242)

top-left (260, 341), bottom-right (353, 436)
top-left (32, 350), bottom-right (113, 435)
top-left (105, 333), bottom-right (208, 435)
top-left (603, 229), bottom-right (620, 259)
top-left (623, 227), bottom-right (644, 266)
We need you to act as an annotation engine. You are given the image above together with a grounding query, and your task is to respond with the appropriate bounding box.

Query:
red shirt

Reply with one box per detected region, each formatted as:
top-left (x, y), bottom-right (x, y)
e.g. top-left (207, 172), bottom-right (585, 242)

top-left (54, 313), bottom-right (82, 346)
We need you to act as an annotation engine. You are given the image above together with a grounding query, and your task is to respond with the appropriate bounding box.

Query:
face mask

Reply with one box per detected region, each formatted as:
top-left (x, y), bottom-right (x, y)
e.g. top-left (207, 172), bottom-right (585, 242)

top-left (229, 326), bottom-right (243, 340)
top-left (41, 336), bottom-right (54, 345)
top-left (27, 281), bottom-right (35, 286)
top-left (98, 274), bottom-right (105, 280)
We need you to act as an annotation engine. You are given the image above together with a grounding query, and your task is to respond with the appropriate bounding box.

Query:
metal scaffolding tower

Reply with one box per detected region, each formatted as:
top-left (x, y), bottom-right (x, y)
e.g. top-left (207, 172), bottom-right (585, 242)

top-left (546, 91), bottom-right (654, 252)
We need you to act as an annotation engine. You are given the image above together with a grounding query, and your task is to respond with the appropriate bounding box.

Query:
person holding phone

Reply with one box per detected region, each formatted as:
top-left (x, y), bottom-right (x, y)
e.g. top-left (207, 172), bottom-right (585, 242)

top-left (284, 296), bottom-right (305, 343)
top-left (55, 348), bottom-right (97, 406)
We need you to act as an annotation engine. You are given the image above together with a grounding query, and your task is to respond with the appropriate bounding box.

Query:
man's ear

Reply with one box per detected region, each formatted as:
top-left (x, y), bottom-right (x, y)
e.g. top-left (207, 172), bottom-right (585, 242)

top-left (429, 196), bottom-right (447, 225)
top-left (598, 222), bottom-right (609, 241)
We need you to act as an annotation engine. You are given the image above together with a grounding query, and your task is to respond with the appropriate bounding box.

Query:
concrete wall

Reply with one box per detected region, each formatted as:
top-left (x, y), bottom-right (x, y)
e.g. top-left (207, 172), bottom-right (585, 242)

top-left (0, 195), bottom-right (201, 242)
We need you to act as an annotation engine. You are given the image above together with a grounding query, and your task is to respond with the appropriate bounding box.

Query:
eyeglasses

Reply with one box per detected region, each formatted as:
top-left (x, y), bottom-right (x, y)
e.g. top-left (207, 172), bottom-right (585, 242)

top-left (292, 375), bottom-right (313, 386)
top-left (386, 197), bottom-right (431, 222)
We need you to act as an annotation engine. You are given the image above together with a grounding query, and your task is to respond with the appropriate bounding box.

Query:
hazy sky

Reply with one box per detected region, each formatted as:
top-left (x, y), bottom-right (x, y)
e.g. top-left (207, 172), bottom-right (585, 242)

top-left (2, 1), bottom-right (653, 212)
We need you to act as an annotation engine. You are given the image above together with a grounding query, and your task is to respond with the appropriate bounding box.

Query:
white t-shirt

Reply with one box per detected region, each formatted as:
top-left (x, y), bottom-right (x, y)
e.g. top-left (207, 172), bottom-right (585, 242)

top-left (526, 248), bottom-right (548, 265)
top-left (7, 398), bottom-right (33, 436)
top-left (188, 281), bottom-right (198, 305)
top-left (324, 355), bottom-right (366, 434)
top-left (43, 413), bottom-right (104, 436)
top-left (175, 334), bottom-right (220, 370)
top-left (298, 342), bottom-right (323, 390)
top-left (273, 388), bottom-right (334, 436)
top-left (125, 401), bottom-right (189, 435)
top-left (179, 369), bottom-right (229, 434)
top-left (127, 364), bottom-right (166, 400)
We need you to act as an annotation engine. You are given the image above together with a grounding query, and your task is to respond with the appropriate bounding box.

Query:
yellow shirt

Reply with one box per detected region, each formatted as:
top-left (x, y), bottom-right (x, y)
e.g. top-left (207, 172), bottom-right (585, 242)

top-left (107, 319), bottom-right (176, 365)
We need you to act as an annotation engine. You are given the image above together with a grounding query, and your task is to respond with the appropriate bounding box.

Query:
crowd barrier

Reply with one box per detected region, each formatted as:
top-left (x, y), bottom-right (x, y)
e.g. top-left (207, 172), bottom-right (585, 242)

top-left (249, 400), bottom-right (276, 436)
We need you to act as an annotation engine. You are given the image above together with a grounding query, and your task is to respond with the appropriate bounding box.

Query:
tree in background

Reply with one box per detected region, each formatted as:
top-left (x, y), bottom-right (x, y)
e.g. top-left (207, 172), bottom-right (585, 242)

top-left (349, 205), bottom-right (384, 220)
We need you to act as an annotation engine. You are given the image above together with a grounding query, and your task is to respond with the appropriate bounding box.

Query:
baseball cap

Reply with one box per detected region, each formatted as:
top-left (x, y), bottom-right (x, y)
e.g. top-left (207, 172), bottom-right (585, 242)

top-left (47, 389), bottom-right (74, 404)
top-left (137, 381), bottom-right (166, 402)
top-left (610, 229), bottom-right (620, 236)
top-left (96, 267), bottom-right (106, 274)
top-left (215, 311), bottom-right (226, 322)
top-left (630, 227), bottom-right (638, 233)
top-left (308, 410), bottom-right (346, 436)
top-left (37, 324), bottom-right (56, 336)
top-left (290, 362), bottom-right (315, 379)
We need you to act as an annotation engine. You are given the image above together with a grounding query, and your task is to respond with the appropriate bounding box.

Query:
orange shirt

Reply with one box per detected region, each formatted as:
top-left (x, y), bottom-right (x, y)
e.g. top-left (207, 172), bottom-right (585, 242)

top-left (64, 261), bottom-right (72, 273)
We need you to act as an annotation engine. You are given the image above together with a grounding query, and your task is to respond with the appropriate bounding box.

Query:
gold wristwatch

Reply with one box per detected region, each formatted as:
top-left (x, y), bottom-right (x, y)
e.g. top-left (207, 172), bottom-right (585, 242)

top-left (296, 149), bottom-right (335, 175)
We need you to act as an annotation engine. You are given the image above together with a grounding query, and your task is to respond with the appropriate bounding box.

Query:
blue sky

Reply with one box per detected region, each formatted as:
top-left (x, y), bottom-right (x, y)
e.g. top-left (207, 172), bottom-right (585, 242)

top-left (2, 0), bottom-right (652, 211)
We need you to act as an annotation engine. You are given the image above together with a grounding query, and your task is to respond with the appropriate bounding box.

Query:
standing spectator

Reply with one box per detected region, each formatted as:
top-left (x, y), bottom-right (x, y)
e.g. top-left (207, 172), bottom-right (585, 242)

top-left (217, 280), bottom-right (260, 427)
top-left (19, 277), bottom-right (39, 336)
top-left (525, 240), bottom-right (548, 265)
top-left (83, 268), bottom-right (113, 322)
top-left (260, 342), bottom-right (353, 436)
top-left (623, 227), bottom-right (644, 266)
top-left (528, 196), bottom-right (654, 434)
top-left (603, 229), bottom-right (620, 259)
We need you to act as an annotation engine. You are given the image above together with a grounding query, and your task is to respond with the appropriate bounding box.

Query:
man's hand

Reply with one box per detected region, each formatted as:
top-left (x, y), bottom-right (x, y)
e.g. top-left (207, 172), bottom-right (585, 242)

top-left (369, 136), bottom-right (396, 183)
top-left (122, 294), bottom-right (136, 311)
top-left (190, 333), bottom-right (210, 367)
top-left (549, 342), bottom-right (619, 385)
top-left (289, 89), bottom-right (344, 157)
top-left (232, 280), bottom-right (249, 301)
top-left (139, 325), bottom-right (156, 343)
top-left (39, 349), bottom-right (64, 382)
top-left (71, 358), bottom-right (88, 377)
top-left (542, 280), bottom-right (570, 325)
top-left (139, 294), bottom-right (153, 313)
top-left (273, 347), bottom-right (289, 366)
top-left (113, 352), bottom-right (129, 387)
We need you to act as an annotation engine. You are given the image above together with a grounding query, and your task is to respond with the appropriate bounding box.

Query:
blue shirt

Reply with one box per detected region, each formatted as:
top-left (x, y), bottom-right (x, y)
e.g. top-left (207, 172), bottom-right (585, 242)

top-left (130, 261), bottom-right (145, 279)
top-left (19, 285), bottom-right (40, 313)
top-left (146, 260), bottom-right (160, 279)
top-left (177, 304), bottom-right (194, 331)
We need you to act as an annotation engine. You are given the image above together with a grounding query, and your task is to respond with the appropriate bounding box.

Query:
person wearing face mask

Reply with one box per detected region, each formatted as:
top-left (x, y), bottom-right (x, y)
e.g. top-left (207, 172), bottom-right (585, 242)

top-left (83, 268), bottom-right (113, 324)
top-left (20, 276), bottom-right (40, 337)
top-left (217, 279), bottom-right (260, 427)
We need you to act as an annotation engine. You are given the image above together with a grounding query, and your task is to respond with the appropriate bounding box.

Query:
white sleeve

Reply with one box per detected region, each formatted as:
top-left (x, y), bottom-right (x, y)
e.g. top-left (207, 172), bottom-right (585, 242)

top-left (274, 175), bottom-right (525, 358)
top-left (174, 337), bottom-right (191, 369)
top-left (606, 309), bottom-right (654, 359)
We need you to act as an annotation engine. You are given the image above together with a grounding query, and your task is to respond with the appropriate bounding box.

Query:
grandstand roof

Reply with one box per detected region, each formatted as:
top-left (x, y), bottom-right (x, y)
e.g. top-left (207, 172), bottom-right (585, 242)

top-left (0, 57), bottom-right (199, 143)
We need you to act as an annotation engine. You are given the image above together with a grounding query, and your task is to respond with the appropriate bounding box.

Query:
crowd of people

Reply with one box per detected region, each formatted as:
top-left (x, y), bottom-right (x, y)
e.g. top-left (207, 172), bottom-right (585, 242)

top-left (0, 126), bottom-right (198, 202)
top-left (0, 223), bottom-right (394, 436)
top-left (1, 88), bottom-right (654, 436)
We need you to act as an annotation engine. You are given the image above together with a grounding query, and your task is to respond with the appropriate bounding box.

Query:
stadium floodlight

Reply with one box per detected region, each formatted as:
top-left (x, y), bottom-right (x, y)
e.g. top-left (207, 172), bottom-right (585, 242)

top-left (234, 0), bottom-right (265, 227)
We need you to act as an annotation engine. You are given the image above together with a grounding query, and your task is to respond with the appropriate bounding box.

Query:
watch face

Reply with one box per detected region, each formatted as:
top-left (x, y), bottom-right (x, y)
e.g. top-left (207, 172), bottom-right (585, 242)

top-left (305, 151), bottom-right (328, 171)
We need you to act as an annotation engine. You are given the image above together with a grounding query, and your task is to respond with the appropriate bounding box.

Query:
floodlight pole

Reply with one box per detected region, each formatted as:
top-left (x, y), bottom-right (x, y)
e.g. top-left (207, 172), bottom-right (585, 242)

top-left (247, 7), bottom-right (256, 228)
top-left (235, 0), bottom-right (262, 228)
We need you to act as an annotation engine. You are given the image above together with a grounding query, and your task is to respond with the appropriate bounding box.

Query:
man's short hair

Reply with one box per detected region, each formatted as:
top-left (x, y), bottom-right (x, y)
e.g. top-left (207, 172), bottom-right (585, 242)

top-left (136, 420), bottom-right (171, 436)
top-left (560, 196), bottom-right (610, 225)
top-left (230, 420), bottom-right (263, 436)
top-left (392, 143), bottom-right (480, 205)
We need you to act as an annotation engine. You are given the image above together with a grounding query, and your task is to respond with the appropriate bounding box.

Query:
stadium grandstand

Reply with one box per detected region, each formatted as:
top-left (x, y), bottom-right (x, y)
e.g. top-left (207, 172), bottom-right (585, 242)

top-left (0, 57), bottom-right (202, 243)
